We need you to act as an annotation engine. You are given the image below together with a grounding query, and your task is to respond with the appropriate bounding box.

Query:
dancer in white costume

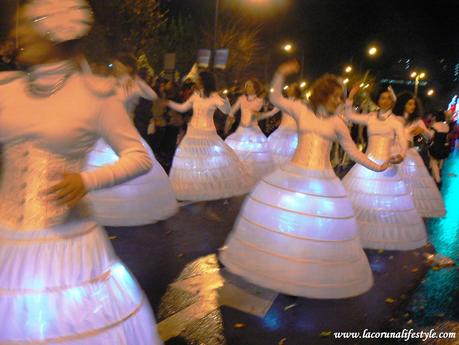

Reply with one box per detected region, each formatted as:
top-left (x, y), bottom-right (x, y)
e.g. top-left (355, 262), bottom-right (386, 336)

top-left (393, 92), bottom-right (445, 217)
top-left (220, 61), bottom-right (389, 299)
top-left (0, 2), bottom-right (162, 343)
top-left (224, 79), bottom-right (278, 181)
top-left (342, 87), bottom-right (427, 250)
top-left (167, 70), bottom-right (253, 201)
top-left (86, 53), bottom-right (178, 226)
top-left (267, 83), bottom-right (302, 167)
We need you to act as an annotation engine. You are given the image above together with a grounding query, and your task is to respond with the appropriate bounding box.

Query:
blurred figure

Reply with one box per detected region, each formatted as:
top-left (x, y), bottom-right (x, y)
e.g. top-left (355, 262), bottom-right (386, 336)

top-left (393, 91), bottom-right (445, 217)
top-left (85, 52), bottom-right (178, 226)
top-left (429, 110), bottom-right (452, 187)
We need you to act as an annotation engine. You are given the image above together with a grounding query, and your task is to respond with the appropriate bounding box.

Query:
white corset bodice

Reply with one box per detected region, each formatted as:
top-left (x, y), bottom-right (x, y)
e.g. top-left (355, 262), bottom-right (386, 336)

top-left (0, 142), bottom-right (90, 230)
top-left (239, 96), bottom-right (264, 127)
top-left (366, 117), bottom-right (396, 160)
top-left (291, 132), bottom-right (333, 170)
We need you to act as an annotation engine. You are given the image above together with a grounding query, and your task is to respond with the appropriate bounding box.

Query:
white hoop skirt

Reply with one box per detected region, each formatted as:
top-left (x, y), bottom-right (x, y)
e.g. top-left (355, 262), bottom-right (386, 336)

top-left (170, 126), bottom-right (253, 201)
top-left (86, 139), bottom-right (178, 226)
top-left (400, 148), bottom-right (445, 218)
top-left (342, 156), bottom-right (427, 250)
top-left (267, 127), bottom-right (298, 167)
top-left (219, 163), bottom-right (373, 299)
top-left (225, 126), bottom-right (275, 182)
top-left (0, 219), bottom-right (162, 344)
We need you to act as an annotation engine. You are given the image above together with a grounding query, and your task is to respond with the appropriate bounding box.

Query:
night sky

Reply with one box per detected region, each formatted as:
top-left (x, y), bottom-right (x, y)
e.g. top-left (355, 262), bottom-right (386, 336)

top-left (162, 0), bottom-right (459, 78)
top-left (1, 0), bottom-right (458, 96)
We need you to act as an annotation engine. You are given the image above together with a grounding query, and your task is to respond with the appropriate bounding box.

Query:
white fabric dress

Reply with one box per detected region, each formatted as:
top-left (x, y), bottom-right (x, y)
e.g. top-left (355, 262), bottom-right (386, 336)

top-left (397, 117), bottom-right (445, 217)
top-left (86, 76), bottom-right (178, 226)
top-left (268, 102), bottom-right (299, 167)
top-left (342, 106), bottom-right (427, 250)
top-left (225, 95), bottom-right (275, 181)
top-left (168, 92), bottom-right (253, 201)
top-left (220, 73), bottom-right (383, 299)
top-left (0, 63), bottom-right (162, 344)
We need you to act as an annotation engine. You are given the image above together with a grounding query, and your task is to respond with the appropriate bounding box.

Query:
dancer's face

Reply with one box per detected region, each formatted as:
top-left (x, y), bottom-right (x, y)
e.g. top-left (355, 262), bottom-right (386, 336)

top-left (323, 87), bottom-right (343, 113)
top-left (13, 7), bottom-right (59, 66)
top-left (404, 99), bottom-right (416, 115)
top-left (377, 91), bottom-right (394, 111)
top-left (245, 81), bottom-right (256, 95)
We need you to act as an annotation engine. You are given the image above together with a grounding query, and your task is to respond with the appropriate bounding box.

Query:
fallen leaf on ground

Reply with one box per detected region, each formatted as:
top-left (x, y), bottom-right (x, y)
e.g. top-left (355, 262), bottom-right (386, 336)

top-left (233, 323), bottom-right (247, 329)
top-left (284, 304), bottom-right (297, 311)
top-left (385, 298), bottom-right (396, 304)
top-left (108, 236), bottom-right (117, 240)
top-left (320, 330), bottom-right (332, 337)
top-left (278, 338), bottom-right (287, 345)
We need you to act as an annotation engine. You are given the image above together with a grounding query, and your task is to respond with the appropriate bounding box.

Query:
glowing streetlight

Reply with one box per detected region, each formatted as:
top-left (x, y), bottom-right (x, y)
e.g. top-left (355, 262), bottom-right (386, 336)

top-left (283, 43), bottom-right (292, 52)
top-left (300, 81), bottom-right (307, 88)
top-left (368, 46), bottom-right (378, 56)
top-left (411, 71), bottom-right (427, 97)
top-left (343, 78), bottom-right (349, 84)
top-left (345, 65), bottom-right (353, 73)
top-left (363, 83), bottom-right (370, 89)
top-left (223, 89), bottom-right (228, 95)
top-left (283, 85), bottom-right (289, 90)
top-left (359, 82), bottom-right (365, 87)
top-left (270, 88), bottom-right (274, 93)
top-left (427, 89), bottom-right (435, 96)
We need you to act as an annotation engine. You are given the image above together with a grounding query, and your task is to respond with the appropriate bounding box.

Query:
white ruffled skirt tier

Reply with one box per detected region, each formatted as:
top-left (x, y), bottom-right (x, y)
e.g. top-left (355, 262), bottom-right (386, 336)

top-left (170, 126), bottom-right (253, 201)
top-left (225, 125), bottom-right (275, 182)
top-left (400, 148), bottom-right (445, 218)
top-left (86, 138), bottom-right (178, 226)
top-left (0, 219), bottom-right (162, 344)
top-left (219, 163), bottom-right (373, 299)
top-left (267, 127), bottom-right (298, 167)
top-left (342, 156), bottom-right (427, 250)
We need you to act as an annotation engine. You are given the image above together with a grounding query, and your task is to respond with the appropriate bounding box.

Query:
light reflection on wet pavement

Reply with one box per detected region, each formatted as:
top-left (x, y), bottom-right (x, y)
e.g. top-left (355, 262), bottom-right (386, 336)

top-left (388, 151), bottom-right (459, 344)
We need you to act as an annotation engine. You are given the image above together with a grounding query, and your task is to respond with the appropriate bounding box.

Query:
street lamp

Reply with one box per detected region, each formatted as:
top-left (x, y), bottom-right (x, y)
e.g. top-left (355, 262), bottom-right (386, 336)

top-left (283, 43), bottom-right (292, 52)
top-left (300, 81), bottom-right (307, 88)
top-left (411, 71), bottom-right (427, 97)
top-left (368, 46), bottom-right (378, 56)
top-left (343, 78), bottom-right (349, 84)
top-left (427, 89), bottom-right (435, 96)
top-left (345, 65), bottom-right (353, 73)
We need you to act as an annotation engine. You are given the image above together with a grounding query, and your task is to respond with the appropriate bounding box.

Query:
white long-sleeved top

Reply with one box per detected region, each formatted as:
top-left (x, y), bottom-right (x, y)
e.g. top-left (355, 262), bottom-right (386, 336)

top-left (269, 73), bottom-right (381, 172)
top-left (396, 114), bottom-right (433, 143)
top-left (168, 92), bottom-right (231, 131)
top-left (344, 100), bottom-right (408, 160)
top-left (278, 98), bottom-right (300, 130)
top-left (118, 75), bottom-right (158, 116)
top-left (0, 62), bottom-right (152, 193)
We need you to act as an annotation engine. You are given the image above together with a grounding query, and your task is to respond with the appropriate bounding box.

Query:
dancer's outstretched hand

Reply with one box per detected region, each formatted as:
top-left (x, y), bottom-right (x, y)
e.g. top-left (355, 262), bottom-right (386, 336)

top-left (277, 59), bottom-right (300, 76)
top-left (45, 173), bottom-right (87, 208)
top-left (378, 161), bottom-right (391, 172)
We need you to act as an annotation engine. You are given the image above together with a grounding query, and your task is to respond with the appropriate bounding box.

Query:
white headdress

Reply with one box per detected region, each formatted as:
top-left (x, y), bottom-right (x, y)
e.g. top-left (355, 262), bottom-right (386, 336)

top-left (25, 0), bottom-right (93, 43)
